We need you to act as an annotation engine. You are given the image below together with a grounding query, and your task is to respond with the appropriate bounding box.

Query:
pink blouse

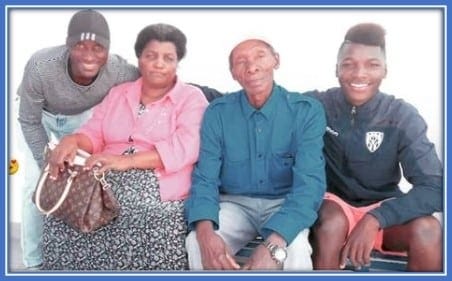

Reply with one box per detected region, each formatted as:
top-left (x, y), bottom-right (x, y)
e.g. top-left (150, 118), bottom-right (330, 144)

top-left (77, 77), bottom-right (208, 201)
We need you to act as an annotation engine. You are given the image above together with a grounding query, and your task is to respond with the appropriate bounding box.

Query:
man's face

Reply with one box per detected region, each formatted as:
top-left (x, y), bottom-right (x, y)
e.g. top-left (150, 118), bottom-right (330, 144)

top-left (69, 40), bottom-right (108, 85)
top-left (230, 40), bottom-right (279, 98)
top-left (336, 43), bottom-right (387, 106)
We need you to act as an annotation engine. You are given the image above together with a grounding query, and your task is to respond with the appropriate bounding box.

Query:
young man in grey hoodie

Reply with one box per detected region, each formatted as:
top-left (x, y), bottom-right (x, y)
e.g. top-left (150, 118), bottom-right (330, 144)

top-left (16, 9), bottom-right (140, 269)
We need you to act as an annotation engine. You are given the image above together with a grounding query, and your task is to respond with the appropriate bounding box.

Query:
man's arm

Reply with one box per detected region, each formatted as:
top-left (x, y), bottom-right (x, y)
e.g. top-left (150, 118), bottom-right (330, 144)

top-left (262, 97), bottom-right (327, 244)
top-left (17, 59), bottom-right (49, 168)
top-left (190, 83), bottom-right (224, 102)
top-left (185, 104), bottom-right (223, 231)
top-left (185, 103), bottom-right (242, 269)
top-left (368, 104), bottom-right (443, 228)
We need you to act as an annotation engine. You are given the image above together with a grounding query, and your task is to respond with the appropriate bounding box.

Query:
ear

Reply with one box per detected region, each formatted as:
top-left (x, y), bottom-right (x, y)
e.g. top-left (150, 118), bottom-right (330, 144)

top-left (383, 65), bottom-right (388, 78)
top-left (335, 64), bottom-right (339, 77)
top-left (230, 68), bottom-right (238, 81)
top-left (273, 52), bottom-right (280, 69)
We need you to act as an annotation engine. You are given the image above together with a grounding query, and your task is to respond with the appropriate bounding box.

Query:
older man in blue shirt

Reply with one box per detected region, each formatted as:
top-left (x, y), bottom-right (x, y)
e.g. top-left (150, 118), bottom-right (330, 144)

top-left (185, 39), bottom-right (326, 270)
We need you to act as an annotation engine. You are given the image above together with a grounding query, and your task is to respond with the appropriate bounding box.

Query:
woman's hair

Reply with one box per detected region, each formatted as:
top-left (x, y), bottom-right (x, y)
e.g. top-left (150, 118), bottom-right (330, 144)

top-left (134, 23), bottom-right (187, 60)
top-left (338, 23), bottom-right (386, 56)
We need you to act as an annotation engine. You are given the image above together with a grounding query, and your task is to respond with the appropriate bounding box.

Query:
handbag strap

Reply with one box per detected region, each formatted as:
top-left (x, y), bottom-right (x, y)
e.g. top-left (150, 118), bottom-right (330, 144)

top-left (34, 165), bottom-right (78, 216)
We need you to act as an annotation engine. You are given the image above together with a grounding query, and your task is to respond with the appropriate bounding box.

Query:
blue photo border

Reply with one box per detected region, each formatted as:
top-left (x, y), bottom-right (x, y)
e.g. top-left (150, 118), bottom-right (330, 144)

top-left (1, 1), bottom-right (448, 280)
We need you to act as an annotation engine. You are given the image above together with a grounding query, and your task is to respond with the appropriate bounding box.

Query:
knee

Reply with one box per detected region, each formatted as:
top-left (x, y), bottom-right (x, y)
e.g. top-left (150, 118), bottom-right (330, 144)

top-left (185, 231), bottom-right (200, 255)
top-left (312, 202), bottom-right (348, 237)
top-left (286, 229), bottom-right (313, 270)
top-left (290, 229), bottom-right (312, 254)
top-left (185, 231), bottom-right (203, 270)
top-left (409, 216), bottom-right (442, 246)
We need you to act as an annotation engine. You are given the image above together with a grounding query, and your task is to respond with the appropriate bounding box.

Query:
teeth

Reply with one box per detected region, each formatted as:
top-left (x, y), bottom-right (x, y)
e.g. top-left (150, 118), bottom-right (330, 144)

top-left (350, 83), bottom-right (369, 88)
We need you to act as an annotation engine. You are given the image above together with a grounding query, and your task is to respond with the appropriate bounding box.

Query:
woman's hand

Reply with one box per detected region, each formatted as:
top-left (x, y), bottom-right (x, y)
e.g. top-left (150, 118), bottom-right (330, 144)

top-left (84, 153), bottom-right (134, 173)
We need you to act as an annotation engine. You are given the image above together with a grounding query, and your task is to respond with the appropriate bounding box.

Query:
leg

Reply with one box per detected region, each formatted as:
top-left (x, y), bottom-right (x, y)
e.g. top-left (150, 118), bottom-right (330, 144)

top-left (382, 216), bottom-right (443, 271)
top-left (311, 200), bottom-right (349, 269)
top-left (41, 109), bottom-right (93, 141)
top-left (185, 231), bottom-right (203, 270)
top-left (19, 109), bottom-right (91, 268)
top-left (284, 229), bottom-right (312, 270)
top-left (20, 147), bottom-right (43, 268)
top-left (185, 198), bottom-right (258, 270)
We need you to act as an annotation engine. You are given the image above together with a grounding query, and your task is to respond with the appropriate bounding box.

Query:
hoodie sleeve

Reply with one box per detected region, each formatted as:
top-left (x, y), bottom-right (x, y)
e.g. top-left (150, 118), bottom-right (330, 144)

top-left (368, 103), bottom-right (443, 228)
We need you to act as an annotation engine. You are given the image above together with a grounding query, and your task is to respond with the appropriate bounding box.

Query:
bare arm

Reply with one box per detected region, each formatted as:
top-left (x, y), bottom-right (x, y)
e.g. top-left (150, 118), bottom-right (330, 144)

top-left (83, 149), bottom-right (164, 173)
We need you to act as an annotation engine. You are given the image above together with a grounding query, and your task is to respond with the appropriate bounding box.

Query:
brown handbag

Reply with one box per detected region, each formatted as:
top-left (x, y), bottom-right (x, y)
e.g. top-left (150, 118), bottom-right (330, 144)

top-left (33, 148), bottom-right (120, 233)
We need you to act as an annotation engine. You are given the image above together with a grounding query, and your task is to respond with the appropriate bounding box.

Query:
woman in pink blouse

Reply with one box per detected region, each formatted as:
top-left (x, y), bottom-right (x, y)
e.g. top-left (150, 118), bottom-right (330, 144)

top-left (42, 23), bottom-right (208, 270)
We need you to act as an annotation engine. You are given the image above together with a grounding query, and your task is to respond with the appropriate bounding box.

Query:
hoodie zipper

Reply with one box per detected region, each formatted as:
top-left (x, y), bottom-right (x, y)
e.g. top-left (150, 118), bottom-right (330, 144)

top-left (350, 106), bottom-right (357, 126)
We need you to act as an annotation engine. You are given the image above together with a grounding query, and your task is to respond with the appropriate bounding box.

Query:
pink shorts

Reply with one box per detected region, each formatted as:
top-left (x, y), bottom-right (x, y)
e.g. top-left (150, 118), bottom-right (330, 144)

top-left (324, 192), bottom-right (407, 256)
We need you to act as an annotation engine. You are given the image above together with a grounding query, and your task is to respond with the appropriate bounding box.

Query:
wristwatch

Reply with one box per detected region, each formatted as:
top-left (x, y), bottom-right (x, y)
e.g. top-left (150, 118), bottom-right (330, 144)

top-left (263, 240), bottom-right (288, 265)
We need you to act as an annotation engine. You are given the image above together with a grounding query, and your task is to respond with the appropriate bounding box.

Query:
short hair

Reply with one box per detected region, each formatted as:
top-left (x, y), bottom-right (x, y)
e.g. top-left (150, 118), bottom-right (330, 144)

top-left (228, 39), bottom-right (277, 70)
top-left (134, 23), bottom-right (187, 60)
top-left (338, 23), bottom-right (386, 56)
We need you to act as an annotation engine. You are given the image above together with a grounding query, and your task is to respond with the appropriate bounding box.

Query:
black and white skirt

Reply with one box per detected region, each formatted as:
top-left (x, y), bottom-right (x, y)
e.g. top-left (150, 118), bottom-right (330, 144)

top-left (41, 169), bottom-right (188, 270)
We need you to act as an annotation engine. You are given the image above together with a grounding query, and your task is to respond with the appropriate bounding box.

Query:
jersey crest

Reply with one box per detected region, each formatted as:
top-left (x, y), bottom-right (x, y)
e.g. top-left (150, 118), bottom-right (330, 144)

top-left (366, 131), bottom-right (384, 153)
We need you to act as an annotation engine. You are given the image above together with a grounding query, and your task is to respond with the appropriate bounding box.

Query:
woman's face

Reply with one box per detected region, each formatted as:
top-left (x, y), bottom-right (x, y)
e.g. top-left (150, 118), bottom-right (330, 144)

top-left (138, 40), bottom-right (178, 89)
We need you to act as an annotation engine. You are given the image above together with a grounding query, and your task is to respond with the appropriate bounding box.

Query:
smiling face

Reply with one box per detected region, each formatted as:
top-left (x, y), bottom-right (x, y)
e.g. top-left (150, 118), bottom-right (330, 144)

top-left (69, 40), bottom-right (108, 85)
top-left (230, 39), bottom-right (279, 103)
top-left (336, 42), bottom-right (387, 106)
top-left (138, 40), bottom-right (178, 90)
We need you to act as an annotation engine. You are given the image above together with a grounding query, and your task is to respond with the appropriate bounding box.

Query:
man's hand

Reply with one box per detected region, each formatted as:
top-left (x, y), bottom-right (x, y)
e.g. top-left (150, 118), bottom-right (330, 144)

top-left (48, 136), bottom-right (79, 180)
top-left (242, 233), bottom-right (286, 270)
top-left (242, 244), bottom-right (282, 270)
top-left (340, 214), bottom-right (380, 269)
top-left (196, 221), bottom-right (240, 270)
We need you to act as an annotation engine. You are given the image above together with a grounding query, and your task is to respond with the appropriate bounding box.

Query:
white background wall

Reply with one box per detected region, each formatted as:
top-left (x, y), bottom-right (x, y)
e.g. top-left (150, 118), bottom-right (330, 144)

top-left (7, 7), bottom-right (444, 222)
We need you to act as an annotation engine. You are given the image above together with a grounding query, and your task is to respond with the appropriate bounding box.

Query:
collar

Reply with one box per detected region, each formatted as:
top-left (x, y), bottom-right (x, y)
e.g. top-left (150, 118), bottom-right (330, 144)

top-left (240, 83), bottom-right (279, 120)
top-left (125, 76), bottom-right (183, 109)
top-left (338, 88), bottom-right (383, 115)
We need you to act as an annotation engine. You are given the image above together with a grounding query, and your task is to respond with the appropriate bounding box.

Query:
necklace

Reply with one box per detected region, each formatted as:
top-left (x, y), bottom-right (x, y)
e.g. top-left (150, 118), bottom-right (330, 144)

top-left (137, 102), bottom-right (147, 117)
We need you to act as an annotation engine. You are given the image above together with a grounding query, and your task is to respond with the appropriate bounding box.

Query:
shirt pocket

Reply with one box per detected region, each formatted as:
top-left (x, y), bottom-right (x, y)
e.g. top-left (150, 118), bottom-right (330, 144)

top-left (269, 152), bottom-right (295, 187)
top-left (141, 106), bottom-right (173, 141)
top-left (221, 157), bottom-right (251, 192)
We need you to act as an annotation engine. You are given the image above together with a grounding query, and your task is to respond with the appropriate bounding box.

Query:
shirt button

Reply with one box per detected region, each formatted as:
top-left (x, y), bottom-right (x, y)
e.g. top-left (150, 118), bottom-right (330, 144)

top-left (258, 154), bottom-right (262, 158)
top-left (259, 180), bottom-right (264, 184)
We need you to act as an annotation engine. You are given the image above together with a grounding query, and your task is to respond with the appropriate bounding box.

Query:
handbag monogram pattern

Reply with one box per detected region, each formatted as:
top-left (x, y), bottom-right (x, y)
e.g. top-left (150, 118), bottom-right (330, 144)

top-left (33, 148), bottom-right (120, 233)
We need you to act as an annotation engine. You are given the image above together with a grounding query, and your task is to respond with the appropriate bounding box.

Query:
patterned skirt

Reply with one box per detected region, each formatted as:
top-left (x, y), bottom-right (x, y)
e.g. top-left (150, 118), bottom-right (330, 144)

top-left (41, 169), bottom-right (188, 270)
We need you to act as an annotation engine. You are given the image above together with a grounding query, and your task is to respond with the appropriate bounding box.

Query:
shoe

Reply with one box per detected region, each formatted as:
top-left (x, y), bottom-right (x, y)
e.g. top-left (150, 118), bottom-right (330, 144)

top-left (27, 263), bottom-right (42, 270)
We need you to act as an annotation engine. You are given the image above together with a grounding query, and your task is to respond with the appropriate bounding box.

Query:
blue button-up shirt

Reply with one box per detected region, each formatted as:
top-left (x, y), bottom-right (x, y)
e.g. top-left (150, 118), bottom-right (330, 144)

top-left (186, 84), bottom-right (326, 244)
